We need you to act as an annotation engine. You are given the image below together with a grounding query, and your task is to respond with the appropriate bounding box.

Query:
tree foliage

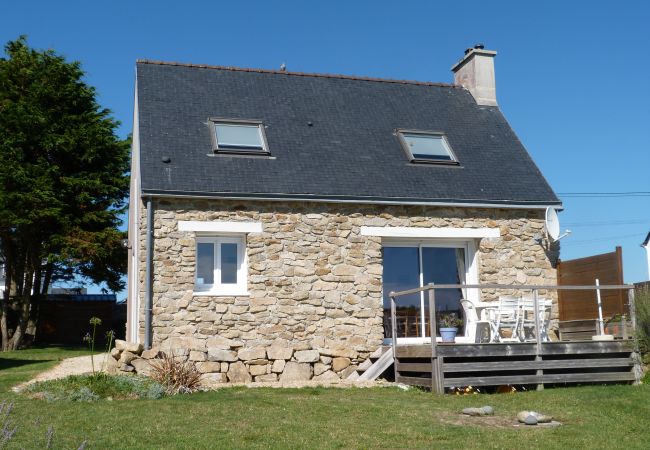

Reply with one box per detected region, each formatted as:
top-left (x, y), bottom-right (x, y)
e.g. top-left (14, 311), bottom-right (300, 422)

top-left (0, 36), bottom-right (130, 350)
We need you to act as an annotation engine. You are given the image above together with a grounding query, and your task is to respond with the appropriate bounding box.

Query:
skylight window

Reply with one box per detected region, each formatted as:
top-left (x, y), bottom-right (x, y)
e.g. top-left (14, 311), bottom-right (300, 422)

top-left (397, 131), bottom-right (457, 164)
top-left (210, 119), bottom-right (269, 155)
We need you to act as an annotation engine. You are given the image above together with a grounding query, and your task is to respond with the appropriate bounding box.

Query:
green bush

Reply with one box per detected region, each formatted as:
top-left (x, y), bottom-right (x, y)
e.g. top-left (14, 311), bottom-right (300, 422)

top-left (635, 286), bottom-right (650, 356)
top-left (25, 373), bottom-right (166, 402)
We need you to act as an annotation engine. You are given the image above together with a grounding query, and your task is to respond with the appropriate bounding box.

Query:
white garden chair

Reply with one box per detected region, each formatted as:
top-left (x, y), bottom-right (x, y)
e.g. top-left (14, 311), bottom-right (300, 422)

top-left (519, 297), bottom-right (552, 342)
top-left (460, 299), bottom-right (493, 343)
top-left (490, 296), bottom-right (521, 343)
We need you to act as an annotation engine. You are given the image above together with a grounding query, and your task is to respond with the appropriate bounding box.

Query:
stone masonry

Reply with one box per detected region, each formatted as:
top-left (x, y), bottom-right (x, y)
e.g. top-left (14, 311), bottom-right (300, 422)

top-left (134, 199), bottom-right (558, 383)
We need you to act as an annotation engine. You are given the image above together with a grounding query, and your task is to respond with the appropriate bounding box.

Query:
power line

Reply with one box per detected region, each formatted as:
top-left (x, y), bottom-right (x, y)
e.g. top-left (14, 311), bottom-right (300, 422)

top-left (561, 232), bottom-right (645, 246)
top-left (563, 218), bottom-right (650, 227)
top-left (558, 191), bottom-right (650, 198)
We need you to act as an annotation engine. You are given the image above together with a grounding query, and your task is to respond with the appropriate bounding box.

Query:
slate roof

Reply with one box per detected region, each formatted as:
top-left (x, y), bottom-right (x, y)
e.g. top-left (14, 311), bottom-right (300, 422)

top-left (136, 60), bottom-right (561, 207)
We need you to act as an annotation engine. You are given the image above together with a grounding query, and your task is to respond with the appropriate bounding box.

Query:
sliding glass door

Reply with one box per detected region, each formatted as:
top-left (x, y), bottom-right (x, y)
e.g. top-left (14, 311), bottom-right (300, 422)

top-left (383, 242), bottom-right (467, 340)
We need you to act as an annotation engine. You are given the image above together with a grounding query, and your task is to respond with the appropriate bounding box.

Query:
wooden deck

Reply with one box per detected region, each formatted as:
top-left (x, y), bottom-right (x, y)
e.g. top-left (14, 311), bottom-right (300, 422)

top-left (394, 340), bottom-right (639, 390)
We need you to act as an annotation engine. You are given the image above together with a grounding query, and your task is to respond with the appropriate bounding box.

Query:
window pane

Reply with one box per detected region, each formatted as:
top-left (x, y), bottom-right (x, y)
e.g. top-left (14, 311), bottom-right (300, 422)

top-left (215, 124), bottom-right (263, 150)
top-left (422, 247), bottom-right (465, 336)
top-left (220, 243), bottom-right (238, 284)
top-left (402, 134), bottom-right (452, 160)
top-left (382, 247), bottom-right (422, 338)
top-left (196, 243), bottom-right (214, 285)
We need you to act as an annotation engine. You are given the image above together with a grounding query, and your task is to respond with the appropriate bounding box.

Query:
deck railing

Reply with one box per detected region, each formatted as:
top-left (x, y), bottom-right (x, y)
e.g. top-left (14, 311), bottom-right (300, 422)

top-left (388, 283), bottom-right (639, 393)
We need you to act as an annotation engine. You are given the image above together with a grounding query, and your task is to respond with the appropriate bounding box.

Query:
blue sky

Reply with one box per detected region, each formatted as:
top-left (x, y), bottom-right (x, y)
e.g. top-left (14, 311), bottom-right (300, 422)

top-left (2, 1), bottom-right (649, 296)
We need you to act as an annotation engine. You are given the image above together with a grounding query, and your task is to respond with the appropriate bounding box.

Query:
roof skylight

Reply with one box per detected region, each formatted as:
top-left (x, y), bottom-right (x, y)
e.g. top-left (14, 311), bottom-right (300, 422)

top-left (210, 120), bottom-right (269, 155)
top-left (397, 131), bottom-right (457, 164)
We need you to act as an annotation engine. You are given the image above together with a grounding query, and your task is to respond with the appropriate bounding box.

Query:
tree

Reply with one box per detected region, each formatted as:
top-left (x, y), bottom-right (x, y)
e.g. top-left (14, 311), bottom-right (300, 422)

top-left (0, 37), bottom-right (129, 350)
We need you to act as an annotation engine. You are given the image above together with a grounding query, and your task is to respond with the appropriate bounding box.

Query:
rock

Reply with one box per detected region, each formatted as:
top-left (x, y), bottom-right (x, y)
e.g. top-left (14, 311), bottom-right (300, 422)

top-left (110, 348), bottom-right (121, 360)
top-left (314, 363), bottom-right (330, 376)
top-left (279, 362), bottom-right (312, 382)
top-left (320, 356), bottom-right (333, 365)
top-left (317, 347), bottom-right (357, 359)
top-left (227, 361), bottom-right (252, 383)
top-left (141, 348), bottom-right (161, 360)
top-left (339, 365), bottom-right (358, 379)
top-left (114, 340), bottom-right (127, 351)
top-left (524, 415), bottom-right (538, 426)
top-left (294, 350), bottom-right (319, 363)
top-left (482, 406), bottom-right (494, 415)
top-left (312, 370), bottom-right (340, 382)
top-left (126, 342), bottom-right (144, 355)
top-left (332, 357), bottom-right (350, 372)
top-left (247, 359), bottom-right (269, 365)
top-left (249, 364), bottom-right (268, 376)
top-left (346, 370), bottom-right (360, 381)
top-left (206, 336), bottom-right (236, 349)
top-left (119, 350), bottom-right (137, 365)
top-left (462, 407), bottom-right (486, 416)
top-left (200, 373), bottom-right (227, 386)
top-left (131, 358), bottom-right (153, 376)
top-left (189, 351), bottom-right (207, 361)
top-left (238, 347), bottom-right (267, 361)
top-left (106, 356), bottom-right (120, 373)
top-left (196, 362), bottom-right (222, 374)
top-left (267, 345), bottom-right (293, 360)
top-left (120, 364), bottom-right (134, 372)
top-left (207, 348), bottom-right (238, 362)
top-left (271, 359), bottom-right (286, 373)
top-left (255, 374), bottom-right (278, 382)
top-left (517, 411), bottom-right (552, 424)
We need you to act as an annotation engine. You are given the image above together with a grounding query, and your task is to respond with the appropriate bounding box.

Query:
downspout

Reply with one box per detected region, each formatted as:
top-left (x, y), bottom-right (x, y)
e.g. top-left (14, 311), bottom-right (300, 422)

top-left (144, 196), bottom-right (154, 349)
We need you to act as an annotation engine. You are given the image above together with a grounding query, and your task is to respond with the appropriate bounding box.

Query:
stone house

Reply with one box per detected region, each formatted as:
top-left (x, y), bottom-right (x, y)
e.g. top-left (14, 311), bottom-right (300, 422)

top-left (125, 45), bottom-right (562, 383)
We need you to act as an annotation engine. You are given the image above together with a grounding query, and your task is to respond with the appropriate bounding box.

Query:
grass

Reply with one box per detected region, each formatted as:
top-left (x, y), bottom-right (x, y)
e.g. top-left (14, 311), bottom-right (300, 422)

top-left (1, 347), bottom-right (649, 449)
top-left (24, 372), bottom-right (166, 402)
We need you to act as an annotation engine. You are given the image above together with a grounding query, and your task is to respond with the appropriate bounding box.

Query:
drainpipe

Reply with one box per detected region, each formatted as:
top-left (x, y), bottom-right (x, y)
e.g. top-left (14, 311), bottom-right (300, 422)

top-left (144, 196), bottom-right (154, 349)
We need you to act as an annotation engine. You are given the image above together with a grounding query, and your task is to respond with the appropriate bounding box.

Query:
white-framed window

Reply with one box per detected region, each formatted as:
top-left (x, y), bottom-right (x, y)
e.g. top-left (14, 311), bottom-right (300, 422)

top-left (381, 239), bottom-right (479, 342)
top-left (195, 235), bottom-right (248, 296)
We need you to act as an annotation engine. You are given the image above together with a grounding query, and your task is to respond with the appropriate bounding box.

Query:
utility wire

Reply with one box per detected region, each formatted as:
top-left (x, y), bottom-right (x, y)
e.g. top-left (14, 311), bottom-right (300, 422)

top-left (558, 191), bottom-right (650, 198)
top-left (561, 232), bottom-right (645, 246)
top-left (563, 218), bottom-right (650, 227)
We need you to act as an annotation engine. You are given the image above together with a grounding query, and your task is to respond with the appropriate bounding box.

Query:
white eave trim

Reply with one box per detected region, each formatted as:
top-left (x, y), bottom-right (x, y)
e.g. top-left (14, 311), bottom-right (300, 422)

top-left (178, 221), bottom-right (263, 233)
top-left (360, 226), bottom-right (500, 239)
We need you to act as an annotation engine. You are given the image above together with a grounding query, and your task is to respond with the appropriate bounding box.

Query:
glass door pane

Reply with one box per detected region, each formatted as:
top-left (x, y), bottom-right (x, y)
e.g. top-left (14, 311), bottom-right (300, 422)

top-left (422, 247), bottom-right (466, 336)
top-left (382, 247), bottom-right (422, 338)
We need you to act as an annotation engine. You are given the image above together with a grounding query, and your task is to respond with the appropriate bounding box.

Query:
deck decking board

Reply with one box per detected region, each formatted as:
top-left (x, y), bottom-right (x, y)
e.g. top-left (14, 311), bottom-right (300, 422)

top-left (393, 340), bottom-right (637, 390)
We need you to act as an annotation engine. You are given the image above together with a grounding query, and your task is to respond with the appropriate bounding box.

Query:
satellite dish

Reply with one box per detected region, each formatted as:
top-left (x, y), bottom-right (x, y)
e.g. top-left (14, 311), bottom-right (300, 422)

top-left (545, 207), bottom-right (561, 241)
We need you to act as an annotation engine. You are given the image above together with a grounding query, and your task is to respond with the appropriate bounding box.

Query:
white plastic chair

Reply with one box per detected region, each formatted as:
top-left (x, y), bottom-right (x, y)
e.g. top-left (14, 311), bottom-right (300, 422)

top-left (520, 297), bottom-right (552, 342)
top-left (491, 296), bottom-right (521, 342)
top-left (460, 299), bottom-right (493, 343)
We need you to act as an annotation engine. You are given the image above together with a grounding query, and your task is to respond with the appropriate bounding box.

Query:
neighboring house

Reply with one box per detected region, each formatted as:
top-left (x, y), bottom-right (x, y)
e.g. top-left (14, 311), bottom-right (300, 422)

top-left (126, 45), bottom-right (562, 382)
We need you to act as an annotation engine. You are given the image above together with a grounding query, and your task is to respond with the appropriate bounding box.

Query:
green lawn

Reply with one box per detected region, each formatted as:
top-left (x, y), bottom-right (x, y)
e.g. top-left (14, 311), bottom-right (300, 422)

top-left (1, 347), bottom-right (648, 449)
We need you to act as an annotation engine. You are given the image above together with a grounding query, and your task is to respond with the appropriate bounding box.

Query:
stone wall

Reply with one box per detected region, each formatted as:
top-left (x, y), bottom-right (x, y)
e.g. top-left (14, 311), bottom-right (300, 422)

top-left (135, 199), bottom-right (559, 383)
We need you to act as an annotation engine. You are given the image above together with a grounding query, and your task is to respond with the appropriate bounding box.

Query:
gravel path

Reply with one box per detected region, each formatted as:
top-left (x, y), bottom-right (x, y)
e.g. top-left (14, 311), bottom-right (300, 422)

top-left (13, 353), bottom-right (110, 392)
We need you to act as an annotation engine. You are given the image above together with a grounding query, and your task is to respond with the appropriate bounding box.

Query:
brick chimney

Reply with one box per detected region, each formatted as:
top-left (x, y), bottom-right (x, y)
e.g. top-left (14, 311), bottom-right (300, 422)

top-left (451, 44), bottom-right (497, 106)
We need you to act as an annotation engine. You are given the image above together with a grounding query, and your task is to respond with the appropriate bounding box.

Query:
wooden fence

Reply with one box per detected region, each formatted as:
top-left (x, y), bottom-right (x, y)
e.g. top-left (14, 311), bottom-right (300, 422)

top-left (557, 247), bottom-right (626, 321)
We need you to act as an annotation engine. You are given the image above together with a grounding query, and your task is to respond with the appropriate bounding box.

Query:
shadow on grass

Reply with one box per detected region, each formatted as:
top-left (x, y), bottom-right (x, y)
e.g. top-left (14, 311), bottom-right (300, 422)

top-left (0, 358), bottom-right (50, 370)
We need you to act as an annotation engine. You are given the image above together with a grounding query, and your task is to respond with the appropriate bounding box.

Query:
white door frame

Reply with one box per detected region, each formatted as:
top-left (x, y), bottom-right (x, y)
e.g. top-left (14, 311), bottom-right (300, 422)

top-left (382, 238), bottom-right (480, 344)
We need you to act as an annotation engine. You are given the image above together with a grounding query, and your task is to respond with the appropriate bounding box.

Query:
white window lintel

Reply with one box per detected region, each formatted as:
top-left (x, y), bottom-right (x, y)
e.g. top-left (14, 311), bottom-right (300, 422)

top-left (360, 226), bottom-right (500, 239)
top-left (178, 220), bottom-right (262, 234)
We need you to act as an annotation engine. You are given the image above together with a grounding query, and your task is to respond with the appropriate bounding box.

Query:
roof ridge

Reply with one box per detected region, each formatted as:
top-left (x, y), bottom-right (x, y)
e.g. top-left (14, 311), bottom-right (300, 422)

top-left (136, 59), bottom-right (460, 88)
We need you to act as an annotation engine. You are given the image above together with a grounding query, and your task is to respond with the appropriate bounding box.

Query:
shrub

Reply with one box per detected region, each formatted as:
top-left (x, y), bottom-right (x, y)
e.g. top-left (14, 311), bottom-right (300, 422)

top-left (635, 286), bottom-right (650, 358)
top-left (25, 373), bottom-right (166, 402)
top-left (149, 353), bottom-right (202, 394)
